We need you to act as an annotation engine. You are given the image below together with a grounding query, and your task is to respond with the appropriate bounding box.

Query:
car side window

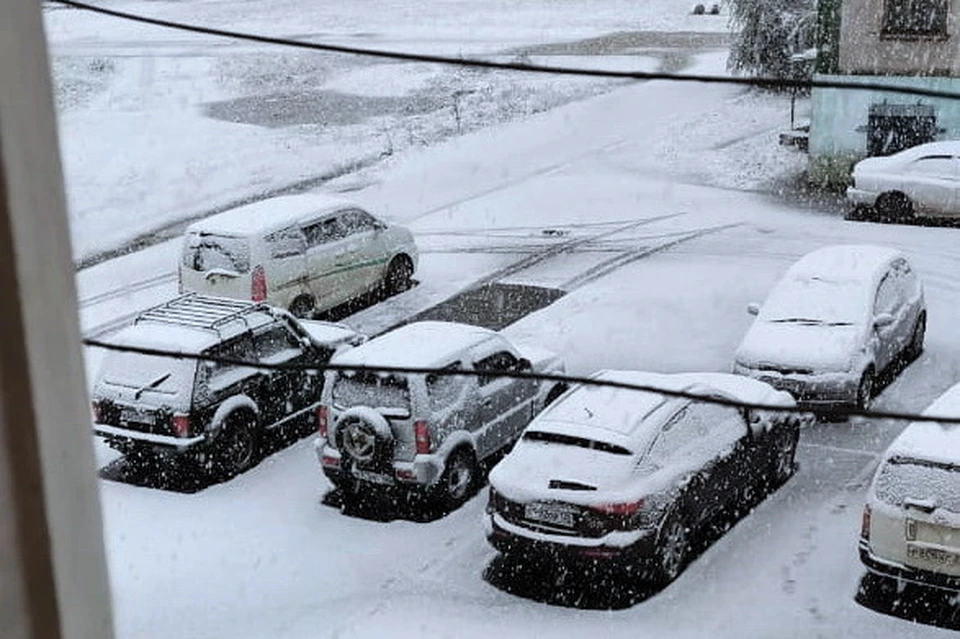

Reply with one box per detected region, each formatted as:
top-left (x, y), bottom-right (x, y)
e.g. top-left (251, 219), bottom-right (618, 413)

top-left (875, 274), bottom-right (900, 316)
top-left (643, 406), bottom-right (701, 469)
top-left (906, 156), bottom-right (955, 178)
top-left (473, 351), bottom-right (519, 386)
top-left (253, 324), bottom-right (304, 365)
top-left (426, 362), bottom-right (468, 412)
top-left (200, 333), bottom-right (257, 393)
top-left (302, 217), bottom-right (346, 248)
top-left (265, 226), bottom-right (307, 259)
top-left (339, 209), bottom-right (378, 237)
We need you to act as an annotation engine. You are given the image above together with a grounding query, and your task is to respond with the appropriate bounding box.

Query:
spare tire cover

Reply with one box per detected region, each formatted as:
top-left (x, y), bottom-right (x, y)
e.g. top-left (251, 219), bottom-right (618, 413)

top-left (335, 406), bottom-right (393, 465)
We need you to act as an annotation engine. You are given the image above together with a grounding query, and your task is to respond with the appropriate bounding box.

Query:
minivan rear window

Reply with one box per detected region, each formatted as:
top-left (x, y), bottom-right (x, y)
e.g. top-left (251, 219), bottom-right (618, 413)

top-left (332, 371), bottom-right (411, 413)
top-left (182, 233), bottom-right (251, 274)
top-left (875, 456), bottom-right (960, 513)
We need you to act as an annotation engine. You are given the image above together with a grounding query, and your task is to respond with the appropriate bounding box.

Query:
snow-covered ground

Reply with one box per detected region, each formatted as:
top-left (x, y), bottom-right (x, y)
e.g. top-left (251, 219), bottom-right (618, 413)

top-left (48, 1), bottom-right (960, 638)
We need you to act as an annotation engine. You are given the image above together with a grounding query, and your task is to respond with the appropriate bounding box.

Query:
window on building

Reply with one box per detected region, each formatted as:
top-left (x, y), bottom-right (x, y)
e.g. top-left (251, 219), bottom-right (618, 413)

top-left (882, 0), bottom-right (948, 37)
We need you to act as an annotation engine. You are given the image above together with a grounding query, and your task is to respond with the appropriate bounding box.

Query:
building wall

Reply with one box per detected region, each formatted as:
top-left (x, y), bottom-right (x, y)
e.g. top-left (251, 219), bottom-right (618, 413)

top-left (839, 0), bottom-right (960, 75)
top-left (808, 75), bottom-right (960, 185)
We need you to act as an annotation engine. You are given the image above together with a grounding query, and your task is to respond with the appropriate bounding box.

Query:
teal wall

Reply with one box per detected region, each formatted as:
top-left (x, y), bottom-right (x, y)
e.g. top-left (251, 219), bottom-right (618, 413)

top-left (809, 75), bottom-right (960, 186)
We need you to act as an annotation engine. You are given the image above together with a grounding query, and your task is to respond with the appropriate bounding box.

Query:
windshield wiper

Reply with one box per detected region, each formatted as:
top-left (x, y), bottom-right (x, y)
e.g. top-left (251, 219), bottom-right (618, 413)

top-left (134, 372), bottom-right (172, 399)
top-left (769, 318), bottom-right (824, 325)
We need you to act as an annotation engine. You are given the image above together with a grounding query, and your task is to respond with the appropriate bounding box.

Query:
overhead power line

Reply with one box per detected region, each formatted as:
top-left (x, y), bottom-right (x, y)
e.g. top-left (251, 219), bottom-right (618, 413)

top-left (83, 337), bottom-right (960, 425)
top-left (56, 0), bottom-right (960, 102)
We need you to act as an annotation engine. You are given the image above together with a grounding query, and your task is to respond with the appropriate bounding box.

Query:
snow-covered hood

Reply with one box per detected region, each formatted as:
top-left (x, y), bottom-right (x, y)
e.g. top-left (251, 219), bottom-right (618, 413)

top-left (736, 320), bottom-right (862, 373)
top-left (490, 436), bottom-right (639, 504)
top-left (300, 320), bottom-right (366, 350)
top-left (515, 343), bottom-right (564, 373)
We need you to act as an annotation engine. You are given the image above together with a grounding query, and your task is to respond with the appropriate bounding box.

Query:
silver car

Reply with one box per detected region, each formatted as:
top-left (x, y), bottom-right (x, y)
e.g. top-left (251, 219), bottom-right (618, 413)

top-left (314, 321), bottom-right (566, 511)
top-left (733, 245), bottom-right (926, 410)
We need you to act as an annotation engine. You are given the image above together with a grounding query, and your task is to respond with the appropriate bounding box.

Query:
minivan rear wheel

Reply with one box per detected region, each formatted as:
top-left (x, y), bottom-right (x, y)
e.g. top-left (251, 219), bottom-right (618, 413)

top-left (384, 255), bottom-right (414, 296)
top-left (289, 295), bottom-right (316, 319)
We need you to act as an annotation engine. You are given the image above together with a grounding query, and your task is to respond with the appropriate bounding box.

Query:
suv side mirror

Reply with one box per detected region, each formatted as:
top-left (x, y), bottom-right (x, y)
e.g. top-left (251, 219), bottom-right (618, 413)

top-left (746, 302), bottom-right (760, 316)
top-left (516, 357), bottom-right (532, 372)
top-left (874, 313), bottom-right (895, 328)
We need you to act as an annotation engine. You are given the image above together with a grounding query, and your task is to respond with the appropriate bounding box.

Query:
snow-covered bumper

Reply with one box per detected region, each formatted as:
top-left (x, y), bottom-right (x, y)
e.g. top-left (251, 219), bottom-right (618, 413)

top-left (484, 511), bottom-right (656, 562)
top-left (314, 438), bottom-right (444, 489)
top-left (94, 423), bottom-right (206, 453)
top-left (732, 362), bottom-right (859, 407)
top-left (859, 540), bottom-right (960, 592)
top-left (846, 187), bottom-right (879, 208)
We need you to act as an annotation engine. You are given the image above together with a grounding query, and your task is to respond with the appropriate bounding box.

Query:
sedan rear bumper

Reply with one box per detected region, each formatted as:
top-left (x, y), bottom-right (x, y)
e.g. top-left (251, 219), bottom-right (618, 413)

top-left (859, 540), bottom-right (960, 592)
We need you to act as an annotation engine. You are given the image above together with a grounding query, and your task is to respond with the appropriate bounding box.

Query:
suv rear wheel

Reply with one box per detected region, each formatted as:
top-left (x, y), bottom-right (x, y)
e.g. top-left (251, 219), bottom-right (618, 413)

top-left (212, 411), bottom-right (260, 479)
top-left (435, 448), bottom-right (478, 512)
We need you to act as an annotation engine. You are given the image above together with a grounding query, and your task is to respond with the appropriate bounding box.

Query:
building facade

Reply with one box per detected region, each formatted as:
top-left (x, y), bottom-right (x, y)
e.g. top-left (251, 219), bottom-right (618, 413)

top-left (808, 0), bottom-right (960, 185)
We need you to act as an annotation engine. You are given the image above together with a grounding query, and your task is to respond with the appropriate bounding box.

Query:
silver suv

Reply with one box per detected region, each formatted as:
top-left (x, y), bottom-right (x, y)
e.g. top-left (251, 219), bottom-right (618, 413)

top-left (315, 321), bottom-right (566, 511)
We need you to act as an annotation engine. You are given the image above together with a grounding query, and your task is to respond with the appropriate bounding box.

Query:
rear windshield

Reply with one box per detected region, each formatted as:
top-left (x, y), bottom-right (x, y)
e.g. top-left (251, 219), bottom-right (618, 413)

top-left (182, 232), bottom-right (250, 274)
top-left (332, 371), bottom-right (411, 413)
top-left (875, 456), bottom-right (960, 513)
top-left (99, 352), bottom-right (196, 397)
top-left (522, 430), bottom-right (631, 455)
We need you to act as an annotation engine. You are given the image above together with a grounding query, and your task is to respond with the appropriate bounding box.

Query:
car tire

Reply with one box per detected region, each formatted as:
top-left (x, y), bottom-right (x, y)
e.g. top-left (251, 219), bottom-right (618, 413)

top-left (770, 428), bottom-right (799, 488)
top-left (435, 448), bottom-right (478, 512)
top-left (654, 511), bottom-right (689, 585)
top-left (904, 312), bottom-right (926, 362)
top-left (289, 295), bottom-right (316, 319)
top-left (211, 411), bottom-right (260, 480)
top-left (383, 255), bottom-right (414, 296)
top-left (875, 192), bottom-right (913, 223)
top-left (856, 366), bottom-right (876, 411)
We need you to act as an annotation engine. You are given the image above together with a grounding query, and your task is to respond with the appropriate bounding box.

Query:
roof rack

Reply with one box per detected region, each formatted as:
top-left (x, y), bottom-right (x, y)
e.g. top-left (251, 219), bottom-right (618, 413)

top-left (134, 293), bottom-right (269, 335)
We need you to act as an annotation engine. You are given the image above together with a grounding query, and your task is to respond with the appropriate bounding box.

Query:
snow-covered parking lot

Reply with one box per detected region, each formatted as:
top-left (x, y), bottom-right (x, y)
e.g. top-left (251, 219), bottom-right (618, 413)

top-left (48, 1), bottom-right (960, 637)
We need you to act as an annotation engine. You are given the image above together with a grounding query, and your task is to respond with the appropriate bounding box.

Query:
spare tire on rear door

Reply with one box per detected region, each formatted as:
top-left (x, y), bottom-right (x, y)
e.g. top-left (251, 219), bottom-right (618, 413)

top-left (334, 406), bottom-right (394, 469)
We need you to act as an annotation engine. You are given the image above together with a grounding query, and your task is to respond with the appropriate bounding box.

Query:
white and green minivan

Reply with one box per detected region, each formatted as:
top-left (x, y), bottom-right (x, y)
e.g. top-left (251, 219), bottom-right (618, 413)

top-left (179, 193), bottom-right (418, 318)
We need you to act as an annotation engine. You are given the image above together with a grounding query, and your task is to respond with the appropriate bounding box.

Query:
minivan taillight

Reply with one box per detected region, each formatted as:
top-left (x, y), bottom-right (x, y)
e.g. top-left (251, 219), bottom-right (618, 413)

top-left (317, 405), bottom-right (329, 438)
top-left (251, 264), bottom-right (267, 302)
top-left (861, 504), bottom-right (872, 540)
top-left (172, 414), bottom-right (191, 438)
top-left (414, 420), bottom-right (431, 454)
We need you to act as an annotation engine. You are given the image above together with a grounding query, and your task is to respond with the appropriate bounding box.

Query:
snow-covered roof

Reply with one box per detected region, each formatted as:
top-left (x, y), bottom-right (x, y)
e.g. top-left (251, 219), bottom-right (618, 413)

top-left (331, 321), bottom-right (499, 369)
top-left (885, 382), bottom-right (960, 464)
top-left (111, 321), bottom-right (221, 355)
top-left (185, 193), bottom-right (359, 237)
top-left (893, 140), bottom-right (960, 161)
top-left (786, 245), bottom-right (902, 285)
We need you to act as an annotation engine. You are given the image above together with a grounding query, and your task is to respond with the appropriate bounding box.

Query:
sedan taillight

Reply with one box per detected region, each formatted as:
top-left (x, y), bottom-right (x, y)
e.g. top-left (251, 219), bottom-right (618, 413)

top-left (583, 499), bottom-right (646, 533)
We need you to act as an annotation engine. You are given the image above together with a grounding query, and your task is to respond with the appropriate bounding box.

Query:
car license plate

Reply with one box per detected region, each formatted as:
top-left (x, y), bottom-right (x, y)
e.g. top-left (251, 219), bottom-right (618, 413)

top-left (525, 502), bottom-right (576, 528)
top-left (121, 408), bottom-right (153, 426)
top-left (351, 467), bottom-right (394, 486)
top-left (907, 544), bottom-right (960, 567)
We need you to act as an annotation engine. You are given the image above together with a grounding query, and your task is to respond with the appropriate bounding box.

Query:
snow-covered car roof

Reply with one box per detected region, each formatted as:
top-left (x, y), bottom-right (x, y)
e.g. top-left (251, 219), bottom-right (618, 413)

top-left (299, 320), bottom-right (365, 349)
top-left (786, 244), bottom-right (903, 285)
top-left (528, 370), bottom-right (795, 450)
top-left (880, 140), bottom-right (960, 164)
top-left (185, 193), bottom-right (361, 237)
top-left (111, 321), bottom-right (222, 356)
top-left (330, 321), bottom-right (500, 370)
top-left (884, 382), bottom-right (960, 466)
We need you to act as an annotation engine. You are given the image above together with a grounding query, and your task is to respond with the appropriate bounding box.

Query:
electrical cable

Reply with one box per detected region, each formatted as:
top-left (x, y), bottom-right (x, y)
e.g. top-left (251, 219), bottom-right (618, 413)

top-left (83, 337), bottom-right (960, 425)
top-left (55, 0), bottom-right (960, 102)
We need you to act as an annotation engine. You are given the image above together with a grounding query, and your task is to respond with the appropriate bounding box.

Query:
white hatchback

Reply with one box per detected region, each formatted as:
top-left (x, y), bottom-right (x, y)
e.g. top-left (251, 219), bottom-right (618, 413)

top-left (179, 193), bottom-right (418, 317)
top-left (847, 140), bottom-right (960, 222)
top-left (860, 382), bottom-right (960, 592)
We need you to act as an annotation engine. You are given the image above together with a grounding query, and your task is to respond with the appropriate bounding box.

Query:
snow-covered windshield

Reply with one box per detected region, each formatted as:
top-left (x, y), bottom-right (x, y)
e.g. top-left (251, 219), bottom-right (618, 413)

top-left (332, 371), bottom-right (411, 412)
top-left (760, 277), bottom-right (866, 326)
top-left (99, 351), bottom-right (195, 396)
top-left (181, 233), bottom-right (250, 274)
top-left (875, 457), bottom-right (960, 513)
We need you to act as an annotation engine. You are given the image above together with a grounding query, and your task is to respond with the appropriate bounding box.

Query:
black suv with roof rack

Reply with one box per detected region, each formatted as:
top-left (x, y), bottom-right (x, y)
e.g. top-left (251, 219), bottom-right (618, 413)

top-left (91, 294), bottom-right (365, 479)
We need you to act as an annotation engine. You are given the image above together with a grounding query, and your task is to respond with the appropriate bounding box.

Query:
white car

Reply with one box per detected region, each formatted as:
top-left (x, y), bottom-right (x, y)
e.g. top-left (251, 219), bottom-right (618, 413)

top-left (486, 371), bottom-right (806, 585)
top-left (315, 321), bottom-right (567, 511)
top-left (179, 193), bottom-right (418, 318)
top-left (847, 140), bottom-right (960, 222)
top-left (733, 245), bottom-right (925, 410)
top-left (860, 381), bottom-right (960, 592)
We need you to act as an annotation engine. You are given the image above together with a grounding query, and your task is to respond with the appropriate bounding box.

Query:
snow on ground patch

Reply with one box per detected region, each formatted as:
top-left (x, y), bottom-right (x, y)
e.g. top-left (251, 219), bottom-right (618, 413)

top-left (324, 62), bottom-right (441, 97)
